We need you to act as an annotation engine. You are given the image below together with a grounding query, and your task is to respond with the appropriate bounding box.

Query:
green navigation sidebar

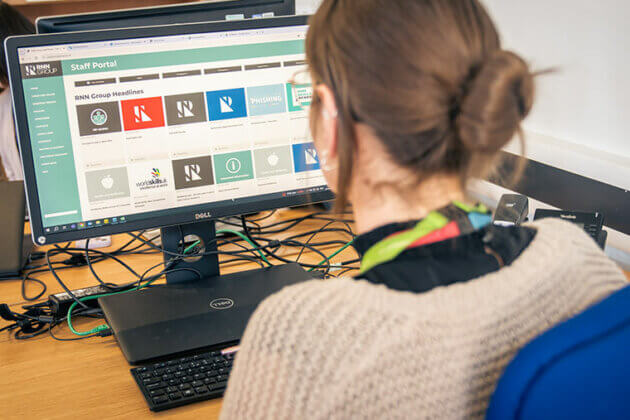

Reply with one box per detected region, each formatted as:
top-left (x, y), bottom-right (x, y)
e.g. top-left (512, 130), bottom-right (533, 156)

top-left (23, 76), bottom-right (83, 228)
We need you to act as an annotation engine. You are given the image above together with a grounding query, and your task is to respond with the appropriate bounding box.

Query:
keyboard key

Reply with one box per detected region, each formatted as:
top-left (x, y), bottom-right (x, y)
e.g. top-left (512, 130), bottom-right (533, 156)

top-left (180, 376), bottom-right (191, 383)
top-left (175, 371), bottom-right (184, 378)
top-left (166, 386), bottom-right (178, 394)
top-left (210, 381), bottom-right (228, 391)
top-left (216, 375), bottom-right (228, 382)
top-left (204, 377), bottom-right (217, 385)
top-left (218, 368), bottom-right (229, 375)
top-left (168, 379), bottom-right (179, 386)
top-left (208, 370), bottom-right (218, 377)
top-left (141, 373), bottom-right (152, 379)
top-left (162, 374), bottom-right (173, 381)
top-left (179, 383), bottom-right (192, 390)
top-left (169, 392), bottom-right (182, 401)
top-left (195, 386), bottom-right (209, 394)
top-left (144, 377), bottom-right (160, 385)
top-left (146, 382), bottom-right (165, 391)
top-left (155, 368), bottom-right (165, 375)
top-left (210, 351), bottom-right (220, 357)
top-left (192, 380), bottom-right (204, 388)
top-left (150, 389), bottom-right (165, 397)
top-left (138, 367), bottom-right (148, 373)
top-left (167, 360), bottom-right (177, 366)
top-left (153, 395), bottom-right (169, 405)
top-left (193, 374), bottom-right (205, 380)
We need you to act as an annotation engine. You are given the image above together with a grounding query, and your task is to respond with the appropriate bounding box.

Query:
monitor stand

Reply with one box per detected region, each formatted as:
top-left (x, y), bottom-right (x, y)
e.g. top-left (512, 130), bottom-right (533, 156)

top-left (98, 220), bottom-right (314, 365)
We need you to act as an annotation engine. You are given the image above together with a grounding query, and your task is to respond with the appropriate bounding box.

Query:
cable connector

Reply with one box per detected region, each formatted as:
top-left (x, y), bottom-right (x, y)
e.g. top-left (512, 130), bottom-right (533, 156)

top-left (268, 240), bottom-right (281, 249)
top-left (62, 254), bottom-right (89, 267)
top-left (49, 284), bottom-right (135, 317)
top-left (97, 328), bottom-right (113, 338)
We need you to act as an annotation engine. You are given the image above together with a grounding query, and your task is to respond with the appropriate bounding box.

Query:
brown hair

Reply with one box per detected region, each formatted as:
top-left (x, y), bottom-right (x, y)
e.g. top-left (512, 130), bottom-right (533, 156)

top-left (306, 0), bottom-right (534, 209)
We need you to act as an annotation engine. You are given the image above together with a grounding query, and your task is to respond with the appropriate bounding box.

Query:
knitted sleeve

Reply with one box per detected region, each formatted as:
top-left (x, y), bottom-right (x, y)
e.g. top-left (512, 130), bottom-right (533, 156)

top-left (219, 219), bottom-right (628, 419)
top-left (219, 277), bottom-right (407, 420)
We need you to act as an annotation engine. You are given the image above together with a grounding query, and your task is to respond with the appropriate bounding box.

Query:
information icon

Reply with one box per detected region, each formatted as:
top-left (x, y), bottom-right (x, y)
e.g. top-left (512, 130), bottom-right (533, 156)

top-left (226, 158), bottom-right (241, 174)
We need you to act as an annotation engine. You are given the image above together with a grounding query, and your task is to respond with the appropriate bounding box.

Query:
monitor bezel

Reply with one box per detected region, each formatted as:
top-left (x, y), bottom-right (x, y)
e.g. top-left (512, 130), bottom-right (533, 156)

top-left (36, 0), bottom-right (296, 33)
top-left (5, 15), bottom-right (331, 246)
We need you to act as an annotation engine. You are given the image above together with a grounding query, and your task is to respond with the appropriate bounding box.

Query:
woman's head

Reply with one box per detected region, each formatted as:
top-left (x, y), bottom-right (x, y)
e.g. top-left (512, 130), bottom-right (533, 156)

top-left (305, 0), bottom-right (534, 210)
top-left (0, 2), bottom-right (35, 89)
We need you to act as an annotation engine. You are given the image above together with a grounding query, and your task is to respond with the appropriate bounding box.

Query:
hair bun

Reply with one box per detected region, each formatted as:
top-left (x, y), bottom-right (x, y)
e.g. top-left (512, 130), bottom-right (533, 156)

top-left (456, 50), bottom-right (534, 153)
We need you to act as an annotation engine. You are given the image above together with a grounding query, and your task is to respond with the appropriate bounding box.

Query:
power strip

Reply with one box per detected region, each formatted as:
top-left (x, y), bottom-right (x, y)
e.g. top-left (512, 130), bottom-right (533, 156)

top-left (49, 284), bottom-right (135, 317)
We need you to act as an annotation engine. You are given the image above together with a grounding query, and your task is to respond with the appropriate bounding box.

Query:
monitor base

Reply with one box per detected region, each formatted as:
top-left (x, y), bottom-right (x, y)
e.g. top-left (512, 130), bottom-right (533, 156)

top-left (99, 263), bottom-right (313, 365)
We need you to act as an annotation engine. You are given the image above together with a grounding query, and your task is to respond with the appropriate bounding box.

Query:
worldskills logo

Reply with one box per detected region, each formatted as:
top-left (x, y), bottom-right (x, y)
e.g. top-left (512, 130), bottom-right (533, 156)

top-left (136, 168), bottom-right (167, 190)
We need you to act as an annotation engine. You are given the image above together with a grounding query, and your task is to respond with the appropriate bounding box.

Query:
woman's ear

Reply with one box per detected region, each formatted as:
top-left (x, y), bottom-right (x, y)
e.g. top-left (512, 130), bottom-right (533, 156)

top-left (314, 84), bottom-right (339, 160)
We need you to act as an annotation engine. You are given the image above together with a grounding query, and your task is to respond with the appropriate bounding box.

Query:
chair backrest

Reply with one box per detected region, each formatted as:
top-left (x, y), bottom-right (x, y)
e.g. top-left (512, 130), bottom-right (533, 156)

top-left (486, 285), bottom-right (630, 420)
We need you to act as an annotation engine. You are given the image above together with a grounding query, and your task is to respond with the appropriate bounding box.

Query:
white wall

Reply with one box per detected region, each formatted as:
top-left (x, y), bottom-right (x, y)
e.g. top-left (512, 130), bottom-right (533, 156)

top-left (478, 0), bottom-right (630, 263)
top-left (294, 0), bottom-right (630, 263)
top-left (295, 0), bottom-right (321, 15)
top-left (482, 0), bottom-right (630, 188)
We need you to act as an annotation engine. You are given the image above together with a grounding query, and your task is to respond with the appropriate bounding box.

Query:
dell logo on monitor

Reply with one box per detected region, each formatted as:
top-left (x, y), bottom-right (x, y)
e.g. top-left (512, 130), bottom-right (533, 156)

top-left (195, 212), bottom-right (212, 220)
top-left (210, 298), bottom-right (234, 310)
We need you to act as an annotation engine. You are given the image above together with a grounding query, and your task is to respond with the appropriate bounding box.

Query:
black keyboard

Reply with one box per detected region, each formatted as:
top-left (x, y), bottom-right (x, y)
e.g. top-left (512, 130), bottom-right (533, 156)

top-left (131, 346), bottom-right (238, 412)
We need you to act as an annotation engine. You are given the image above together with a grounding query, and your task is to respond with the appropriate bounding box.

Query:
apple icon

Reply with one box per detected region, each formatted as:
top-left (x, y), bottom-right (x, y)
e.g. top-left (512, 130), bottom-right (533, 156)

top-left (101, 175), bottom-right (114, 190)
top-left (267, 152), bottom-right (279, 167)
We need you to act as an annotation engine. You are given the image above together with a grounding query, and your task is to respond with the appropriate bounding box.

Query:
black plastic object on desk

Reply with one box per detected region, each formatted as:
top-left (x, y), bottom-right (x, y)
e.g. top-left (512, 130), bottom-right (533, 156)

top-left (131, 345), bottom-right (238, 412)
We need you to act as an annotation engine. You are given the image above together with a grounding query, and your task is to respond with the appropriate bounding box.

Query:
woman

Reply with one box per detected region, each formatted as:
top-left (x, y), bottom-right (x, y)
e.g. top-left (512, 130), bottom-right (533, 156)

top-left (221, 1), bottom-right (627, 418)
top-left (0, 2), bottom-right (35, 181)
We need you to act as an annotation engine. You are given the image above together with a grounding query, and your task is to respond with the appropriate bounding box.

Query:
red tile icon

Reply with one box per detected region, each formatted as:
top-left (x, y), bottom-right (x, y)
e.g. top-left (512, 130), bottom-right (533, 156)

top-left (121, 97), bottom-right (165, 131)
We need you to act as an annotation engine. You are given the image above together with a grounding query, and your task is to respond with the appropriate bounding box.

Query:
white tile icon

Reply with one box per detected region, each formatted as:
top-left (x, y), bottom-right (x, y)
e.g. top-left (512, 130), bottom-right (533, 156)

top-left (305, 148), bottom-right (318, 165)
top-left (220, 96), bottom-right (234, 113)
top-left (133, 105), bottom-right (152, 123)
top-left (184, 164), bottom-right (202, 182)
top-left (176, 100), bottom-right (195, 118)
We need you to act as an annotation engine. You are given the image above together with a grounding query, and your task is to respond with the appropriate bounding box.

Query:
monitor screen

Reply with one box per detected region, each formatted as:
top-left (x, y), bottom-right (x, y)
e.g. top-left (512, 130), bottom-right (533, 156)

top-left (37, 0), bottom-right (296, 33)
top-left (10, 17), bottom-right (329, 244)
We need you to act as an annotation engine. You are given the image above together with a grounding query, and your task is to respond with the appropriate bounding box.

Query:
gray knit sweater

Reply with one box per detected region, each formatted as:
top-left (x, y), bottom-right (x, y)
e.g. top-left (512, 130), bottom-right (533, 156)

top-left (220, 219), bottom-right (627, 419)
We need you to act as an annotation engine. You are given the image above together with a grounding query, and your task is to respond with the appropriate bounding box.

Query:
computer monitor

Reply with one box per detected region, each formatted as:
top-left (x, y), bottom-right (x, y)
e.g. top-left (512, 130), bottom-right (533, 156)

top-left (5, 15), bottom-right (327, 362)
top-left (36, 0), bottom-right (296, 33)
top-left (6, 15), bottom-right (327, 248)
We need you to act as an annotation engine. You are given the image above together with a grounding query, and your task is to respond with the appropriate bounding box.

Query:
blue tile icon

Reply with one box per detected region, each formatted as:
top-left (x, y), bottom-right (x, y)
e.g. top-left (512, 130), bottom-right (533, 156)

top-left (292, 142), bottom-right (321, 172)
top-left (206, 88), bottom-right (248, 121)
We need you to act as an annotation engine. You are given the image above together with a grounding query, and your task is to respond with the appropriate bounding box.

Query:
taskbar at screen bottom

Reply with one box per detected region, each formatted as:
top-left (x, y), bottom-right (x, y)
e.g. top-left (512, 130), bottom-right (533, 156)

top-left (42, 185), bottom-right (331, 235)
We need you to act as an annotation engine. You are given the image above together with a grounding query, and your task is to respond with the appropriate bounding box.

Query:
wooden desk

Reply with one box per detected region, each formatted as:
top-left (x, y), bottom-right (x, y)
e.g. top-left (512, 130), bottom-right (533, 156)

top-left (1, 209), bottom-right (628, 419)
top-left (0, 208), bottom-right (359, 420)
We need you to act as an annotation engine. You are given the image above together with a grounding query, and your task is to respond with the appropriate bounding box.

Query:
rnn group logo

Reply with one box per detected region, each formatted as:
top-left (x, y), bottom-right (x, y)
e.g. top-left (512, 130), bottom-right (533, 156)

top-left (21, 61), bottom-right (62, 78)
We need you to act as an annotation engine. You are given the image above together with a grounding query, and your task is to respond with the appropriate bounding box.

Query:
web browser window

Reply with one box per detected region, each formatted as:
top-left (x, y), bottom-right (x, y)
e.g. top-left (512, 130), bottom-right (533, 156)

top-left (17, 26), bottom-right (323, 233)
